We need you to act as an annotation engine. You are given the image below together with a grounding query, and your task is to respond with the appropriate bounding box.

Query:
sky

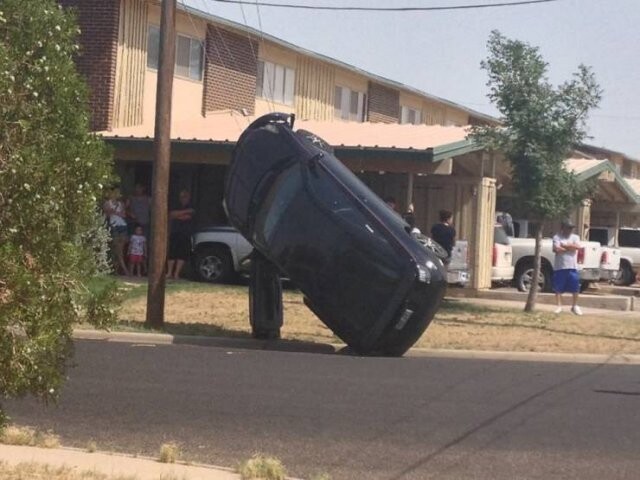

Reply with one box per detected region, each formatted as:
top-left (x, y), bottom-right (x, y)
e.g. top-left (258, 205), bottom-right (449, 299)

top-left (184, 0), bottom-right (640, 157)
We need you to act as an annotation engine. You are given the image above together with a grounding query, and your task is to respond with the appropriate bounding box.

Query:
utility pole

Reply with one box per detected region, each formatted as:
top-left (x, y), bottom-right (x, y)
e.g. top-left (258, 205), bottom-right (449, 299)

top-left (146, 0), bottom-right (177, 328)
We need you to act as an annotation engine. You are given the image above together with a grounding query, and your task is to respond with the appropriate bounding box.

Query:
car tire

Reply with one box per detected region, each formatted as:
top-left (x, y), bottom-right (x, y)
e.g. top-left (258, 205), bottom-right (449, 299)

top-left (614, 261), bottom-right (635, 287)
top-left (515, 261), bottom-right (552, 293)
top-left (194, 246), bottom-right (233, 283)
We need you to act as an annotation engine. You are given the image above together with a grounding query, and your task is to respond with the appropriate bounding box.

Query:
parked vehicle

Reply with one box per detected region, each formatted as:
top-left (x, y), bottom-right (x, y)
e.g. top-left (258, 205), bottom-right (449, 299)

top-left (191, 226), bottom-right (253, 283)
top-left (589, 227), bottom-right (639, 286)
top-left (446, 240), bottom-right (470, 286)
top-left (224, 113), bottom-right (447, 356)
top-left (509, 218), bottom-right (601, 292)
top-left (492, 224), bottom-right (515, 283)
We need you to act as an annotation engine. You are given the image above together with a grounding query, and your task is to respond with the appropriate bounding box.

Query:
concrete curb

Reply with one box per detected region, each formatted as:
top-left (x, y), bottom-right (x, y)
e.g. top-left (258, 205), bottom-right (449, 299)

top-left (447, 288), bottom-right (636, 311)
top-left (73, 329), bottom-right (640, 365)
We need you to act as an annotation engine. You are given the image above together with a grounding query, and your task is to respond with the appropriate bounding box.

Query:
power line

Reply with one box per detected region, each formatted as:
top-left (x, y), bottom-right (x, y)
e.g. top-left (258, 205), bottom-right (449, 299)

top-left (206, 0), bottom-right (561, 12)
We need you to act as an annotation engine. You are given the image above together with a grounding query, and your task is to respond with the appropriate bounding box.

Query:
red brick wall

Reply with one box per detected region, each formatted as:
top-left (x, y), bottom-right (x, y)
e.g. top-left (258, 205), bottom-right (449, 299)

top-left (59, 0), bottom-right (120, 131)
top-left (203, 26), bottom-right (258, 114)
top-left (367, 82), bottom-right (400, 124)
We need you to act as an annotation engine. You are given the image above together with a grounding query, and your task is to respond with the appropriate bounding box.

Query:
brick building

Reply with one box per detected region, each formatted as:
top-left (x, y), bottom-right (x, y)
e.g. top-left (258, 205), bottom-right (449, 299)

top-left (61, 0), bottom-right (640, 288)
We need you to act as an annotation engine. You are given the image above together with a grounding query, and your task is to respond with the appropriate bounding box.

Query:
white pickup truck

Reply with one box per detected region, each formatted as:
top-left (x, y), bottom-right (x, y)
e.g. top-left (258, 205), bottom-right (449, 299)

top-left (508, 219), bottom-right (602, 292)
top-left (589, 227), bottom-right (640, 286)
top-left (191, 226), bottom-right (253, 283)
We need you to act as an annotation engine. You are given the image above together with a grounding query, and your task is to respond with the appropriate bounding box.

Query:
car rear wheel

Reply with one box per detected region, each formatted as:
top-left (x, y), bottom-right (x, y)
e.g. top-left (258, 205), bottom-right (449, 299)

top-left (613, 261), bottom-right (635, 287)
top-left (194, 246), bottom-right (233, 283)
top-left (515, 261), bottom-right (552, 293)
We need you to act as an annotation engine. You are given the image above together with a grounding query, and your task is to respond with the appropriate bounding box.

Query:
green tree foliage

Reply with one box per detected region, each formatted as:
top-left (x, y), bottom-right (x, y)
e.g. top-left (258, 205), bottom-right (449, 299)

top-left (471, 31), bottom-right (602, 311)
top-left (0, 0), bottom-right (119, 426)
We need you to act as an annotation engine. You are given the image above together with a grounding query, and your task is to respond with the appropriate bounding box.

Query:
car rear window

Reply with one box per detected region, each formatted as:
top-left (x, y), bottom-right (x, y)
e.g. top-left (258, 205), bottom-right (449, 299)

top-left (494, 225), bottom-right (510, 245)
top-left (588, 228), bottom-right (609, 246)
top-left (619, 229), bottom-right (640, 248)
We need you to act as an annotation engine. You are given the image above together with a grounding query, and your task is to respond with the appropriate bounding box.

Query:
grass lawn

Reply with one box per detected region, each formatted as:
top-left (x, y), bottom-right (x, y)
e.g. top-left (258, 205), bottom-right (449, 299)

top-left (92, 277), bottom-right (640, 355)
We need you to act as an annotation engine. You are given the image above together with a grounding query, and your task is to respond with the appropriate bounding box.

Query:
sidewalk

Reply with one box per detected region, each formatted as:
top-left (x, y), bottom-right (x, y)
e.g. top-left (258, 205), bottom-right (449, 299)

top-left (0, 444), bottom-right (240, 480)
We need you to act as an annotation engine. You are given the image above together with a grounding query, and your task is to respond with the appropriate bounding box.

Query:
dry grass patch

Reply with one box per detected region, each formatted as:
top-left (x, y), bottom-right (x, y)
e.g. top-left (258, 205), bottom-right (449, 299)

top-left (0, 425), bottom-right (60, 449)
top-left (116, 282), bottom-right (640, 354)
top-left (0, 461), bottom-right (138, 480)
top-left (158, 442), bottom-right (181, 464)
top-left (237, 454), bottom-right (286, 480)
top-left (86, 440), bottom-right (98, 453)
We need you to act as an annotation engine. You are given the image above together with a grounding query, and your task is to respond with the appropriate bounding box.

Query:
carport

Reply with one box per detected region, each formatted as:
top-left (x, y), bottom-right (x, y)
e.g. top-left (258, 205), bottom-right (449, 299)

top-left (102, 113), bottom-right (497, 290)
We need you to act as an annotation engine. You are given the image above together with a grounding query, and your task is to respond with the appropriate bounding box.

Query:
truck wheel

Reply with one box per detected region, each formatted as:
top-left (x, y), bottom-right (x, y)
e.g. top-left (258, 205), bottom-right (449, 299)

top-left (515, 262), bottom-right (551, 293)
top-left (194, 246), bottom-right (233, 283)
top-left (614, 261), bottom-right (635, 287)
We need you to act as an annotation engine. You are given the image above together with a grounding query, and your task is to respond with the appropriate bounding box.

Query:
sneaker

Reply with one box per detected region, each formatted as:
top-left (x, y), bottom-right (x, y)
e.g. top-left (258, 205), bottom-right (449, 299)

top-left (554, 306), bottom-right (562, 314)
top-left (571, 305), bottom-right (583, 316)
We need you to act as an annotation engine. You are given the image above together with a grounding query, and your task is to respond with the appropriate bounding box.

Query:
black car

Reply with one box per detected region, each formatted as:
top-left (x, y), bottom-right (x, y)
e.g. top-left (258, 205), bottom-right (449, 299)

top-left (224, 113), bottom-right (447, 356)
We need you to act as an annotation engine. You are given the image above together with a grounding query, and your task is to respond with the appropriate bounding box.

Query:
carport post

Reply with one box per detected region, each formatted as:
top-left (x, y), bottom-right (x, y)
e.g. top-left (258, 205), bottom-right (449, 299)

top-left (406, 173), bottom-right (414, 210)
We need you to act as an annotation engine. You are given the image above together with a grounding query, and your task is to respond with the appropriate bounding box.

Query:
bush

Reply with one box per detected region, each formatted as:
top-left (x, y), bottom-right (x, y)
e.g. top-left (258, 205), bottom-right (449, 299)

top-left (0, 0), bottom-right (118, 426)
top-left (238, 454), bottom-right (287, 480)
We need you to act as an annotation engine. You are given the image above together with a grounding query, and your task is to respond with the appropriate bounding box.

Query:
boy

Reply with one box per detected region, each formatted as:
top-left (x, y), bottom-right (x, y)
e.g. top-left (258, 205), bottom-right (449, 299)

top-left (128, 224), bottom-right (147, 277)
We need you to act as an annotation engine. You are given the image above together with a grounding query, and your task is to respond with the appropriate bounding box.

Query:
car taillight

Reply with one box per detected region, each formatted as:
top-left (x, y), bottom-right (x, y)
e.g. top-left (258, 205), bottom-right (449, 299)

top-left (577, 247), bottom-right (585, 264)
top-left (600, 250), bottom-right (609, 265)
top-left (492, 245), bottom-right (497, 267)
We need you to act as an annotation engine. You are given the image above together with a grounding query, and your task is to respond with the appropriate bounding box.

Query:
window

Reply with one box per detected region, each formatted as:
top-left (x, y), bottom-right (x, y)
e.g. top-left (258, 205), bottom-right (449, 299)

top-left (256, 60), bottom-right (295, 106)
top-left (147, 25), bottom-right (204, 81)
top-left (401, 106), bottom-right (422, 125)
top-left (334, 85), bottom-right (366, 122)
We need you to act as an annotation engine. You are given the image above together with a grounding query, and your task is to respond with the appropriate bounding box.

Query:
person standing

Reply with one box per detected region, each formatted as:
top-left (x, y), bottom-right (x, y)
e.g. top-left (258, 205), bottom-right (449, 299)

top-left (128, 183), bottom-right (151, 238)
top-left (430, 210), bottom-right (456, 264)
top-left (167, 189), bottom-right (195, 280)
top-left (103, 187), bottom-right (130, 276)
top-left (552, 219), bottom-right (583, 315)
top-left (127, 224), bottom-right (147, 277)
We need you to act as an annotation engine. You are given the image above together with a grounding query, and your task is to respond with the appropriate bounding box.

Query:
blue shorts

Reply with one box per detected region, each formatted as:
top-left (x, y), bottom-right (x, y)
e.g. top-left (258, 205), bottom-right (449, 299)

top-left (553, 269), bottom-right (580, 294)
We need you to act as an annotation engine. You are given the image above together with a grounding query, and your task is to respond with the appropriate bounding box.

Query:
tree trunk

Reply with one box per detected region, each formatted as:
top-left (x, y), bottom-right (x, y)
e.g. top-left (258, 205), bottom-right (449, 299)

top-left (524, 225), bottom-right (544, 312)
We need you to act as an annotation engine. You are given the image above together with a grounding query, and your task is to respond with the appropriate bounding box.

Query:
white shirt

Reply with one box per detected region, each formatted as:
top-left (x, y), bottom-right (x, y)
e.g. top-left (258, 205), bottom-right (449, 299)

top-left (104, 199), bottom-right (127, 227)
top-left (128, 234), bottom-right (146, 256)
top-left (552, 233), bottom-right (581, 270)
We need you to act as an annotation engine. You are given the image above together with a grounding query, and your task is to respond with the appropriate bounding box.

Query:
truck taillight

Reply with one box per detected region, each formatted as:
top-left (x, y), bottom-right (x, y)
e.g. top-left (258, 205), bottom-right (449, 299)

top-left (492, 245), bottom-right (497, 267)
top-left (577, 247), bottom-right (585, 264)
top-left (600, 250), bottom-right (609, 265)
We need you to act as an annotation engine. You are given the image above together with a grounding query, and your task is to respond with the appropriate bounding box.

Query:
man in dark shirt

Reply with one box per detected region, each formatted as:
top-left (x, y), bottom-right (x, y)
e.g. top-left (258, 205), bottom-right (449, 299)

top-left (431, 210), bottom-right (456, 263)
top-left (167, 189), bottom-right (195, 279)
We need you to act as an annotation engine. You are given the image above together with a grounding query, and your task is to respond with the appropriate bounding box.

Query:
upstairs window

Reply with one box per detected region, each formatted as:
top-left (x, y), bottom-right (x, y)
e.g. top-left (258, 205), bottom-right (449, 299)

top-left (147, 25), bottom-right (204, 81)
top-left (401, 106), bottom-right (422, 125)
top-left (334, 85), bottom-right (366, 122)
top-left (256, 60), bottom-right (295, 106)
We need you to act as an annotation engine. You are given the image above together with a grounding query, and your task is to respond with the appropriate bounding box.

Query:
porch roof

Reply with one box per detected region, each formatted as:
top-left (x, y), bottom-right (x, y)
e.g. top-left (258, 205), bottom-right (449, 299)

top-left (99, 111), bottom-right (475, 162)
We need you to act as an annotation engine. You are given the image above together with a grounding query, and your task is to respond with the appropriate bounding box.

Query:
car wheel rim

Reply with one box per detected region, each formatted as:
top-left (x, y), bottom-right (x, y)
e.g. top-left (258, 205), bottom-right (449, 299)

top-left (522, 268), bottom-right (544, 291)
top-left (200, 256), bottom-right (222, 279)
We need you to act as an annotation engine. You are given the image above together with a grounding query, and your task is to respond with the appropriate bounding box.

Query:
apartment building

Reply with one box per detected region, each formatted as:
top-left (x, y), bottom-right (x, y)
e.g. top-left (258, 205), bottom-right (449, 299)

top-left (59, 0), bottom-right (640, 286)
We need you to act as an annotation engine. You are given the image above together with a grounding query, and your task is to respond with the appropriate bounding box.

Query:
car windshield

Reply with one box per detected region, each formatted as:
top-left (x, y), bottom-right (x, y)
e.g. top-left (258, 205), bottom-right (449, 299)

top-left (253, 162), bottom-right (406, 337)
top-left (618, 229), bottom-right (640, 248)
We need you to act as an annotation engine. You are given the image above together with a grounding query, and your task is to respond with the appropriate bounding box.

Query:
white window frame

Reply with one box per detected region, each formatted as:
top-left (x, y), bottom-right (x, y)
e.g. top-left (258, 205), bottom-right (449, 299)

top-left (334, 85), bottom-right (366, 122)
top-left (401, 105), bottom-right (423, 125)
top-left (256, 60), bottom-right (295, 106)
top-left (147, 25), bottom-right (204, 82)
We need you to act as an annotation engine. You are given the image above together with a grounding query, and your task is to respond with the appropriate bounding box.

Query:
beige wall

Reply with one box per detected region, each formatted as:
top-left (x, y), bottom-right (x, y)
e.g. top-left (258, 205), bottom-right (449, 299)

top-left (444, 107), bottom-right (469, 126)
top-left (335, 68), bottom-right (368, 95)
top-left (142, 4), bottom-right (206, 129)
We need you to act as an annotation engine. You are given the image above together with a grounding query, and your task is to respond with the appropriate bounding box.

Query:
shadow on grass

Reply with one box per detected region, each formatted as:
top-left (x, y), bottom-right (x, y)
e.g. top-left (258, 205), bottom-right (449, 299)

top-left (116, 320), bottom-right (337, 355)
top-left (438, 317), bottom-right (640, 343)
top-left (440, 298), bottom-right (510, 314)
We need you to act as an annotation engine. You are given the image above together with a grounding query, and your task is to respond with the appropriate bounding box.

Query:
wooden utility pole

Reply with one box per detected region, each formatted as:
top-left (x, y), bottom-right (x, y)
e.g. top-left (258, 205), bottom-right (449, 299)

top-left (146, 0), bottom-right (177, 328)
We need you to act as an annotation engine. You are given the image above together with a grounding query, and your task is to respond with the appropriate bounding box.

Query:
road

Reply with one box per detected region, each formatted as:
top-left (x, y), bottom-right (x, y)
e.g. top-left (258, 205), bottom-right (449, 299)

top-left (6, 340), bottom-right (640, 480)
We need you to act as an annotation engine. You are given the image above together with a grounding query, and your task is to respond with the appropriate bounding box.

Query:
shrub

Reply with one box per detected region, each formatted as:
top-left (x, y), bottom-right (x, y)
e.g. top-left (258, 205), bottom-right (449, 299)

top-left (238, 454), bottom-right (287, 480)
top-left (0, 0), bottom-right (118, 426)
top-left (159, 442), bottom-right (181, 464)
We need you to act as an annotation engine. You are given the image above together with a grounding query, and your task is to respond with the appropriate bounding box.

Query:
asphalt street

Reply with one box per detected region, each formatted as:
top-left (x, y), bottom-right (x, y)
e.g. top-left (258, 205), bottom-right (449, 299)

top-left (6, 340), bottom-right (640, 480)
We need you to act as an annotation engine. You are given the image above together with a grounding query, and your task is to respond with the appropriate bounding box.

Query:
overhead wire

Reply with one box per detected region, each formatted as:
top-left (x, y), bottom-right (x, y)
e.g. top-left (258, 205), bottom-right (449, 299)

top-left (205, 0), bottom-right (562, 12)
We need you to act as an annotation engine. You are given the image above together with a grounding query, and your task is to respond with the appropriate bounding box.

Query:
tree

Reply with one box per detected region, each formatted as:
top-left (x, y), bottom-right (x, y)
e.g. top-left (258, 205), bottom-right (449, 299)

top-left (0, 0), bottom-right (119, 427)
top-left (471, 31), bottom-right (601, 312)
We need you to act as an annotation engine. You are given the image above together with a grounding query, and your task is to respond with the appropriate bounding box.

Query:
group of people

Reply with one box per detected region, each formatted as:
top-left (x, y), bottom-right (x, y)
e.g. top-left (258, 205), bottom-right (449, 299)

top-left (102, 185), bottom-right (195, 280)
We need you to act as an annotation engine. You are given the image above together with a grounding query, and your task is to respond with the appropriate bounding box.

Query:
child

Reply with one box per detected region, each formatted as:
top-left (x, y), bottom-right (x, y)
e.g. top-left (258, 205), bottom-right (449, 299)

top-left (127, 225), bottom-right (147, 277)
